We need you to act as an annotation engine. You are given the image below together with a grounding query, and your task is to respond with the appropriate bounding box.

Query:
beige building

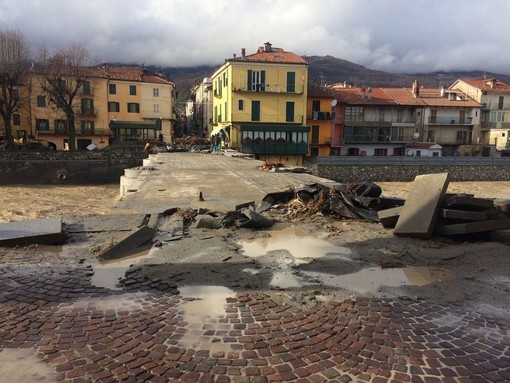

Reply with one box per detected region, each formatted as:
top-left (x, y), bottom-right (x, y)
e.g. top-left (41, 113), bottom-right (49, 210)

top-left (4, 65), bottom-right (175, 151)
top-left (450, 78), bottom-right (510, 153)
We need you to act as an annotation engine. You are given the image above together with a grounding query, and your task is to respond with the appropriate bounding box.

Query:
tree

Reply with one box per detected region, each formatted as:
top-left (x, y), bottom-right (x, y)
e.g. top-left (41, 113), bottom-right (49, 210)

top-left (37, 42), bottom-right (96, 151)
top-left (0, 29), bottom-right (30, 150)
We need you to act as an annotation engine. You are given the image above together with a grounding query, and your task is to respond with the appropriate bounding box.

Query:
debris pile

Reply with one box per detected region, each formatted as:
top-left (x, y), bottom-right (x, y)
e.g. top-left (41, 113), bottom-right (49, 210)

top-left (378, 173), bottom-right (510, 241)
top-left (260, 161), bottom-right (284, 171)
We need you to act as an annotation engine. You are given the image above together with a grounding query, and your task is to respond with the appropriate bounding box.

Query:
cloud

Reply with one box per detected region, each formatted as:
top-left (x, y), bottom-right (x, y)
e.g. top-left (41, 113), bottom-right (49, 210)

top-left (1, 0), bottom-right (509, 74)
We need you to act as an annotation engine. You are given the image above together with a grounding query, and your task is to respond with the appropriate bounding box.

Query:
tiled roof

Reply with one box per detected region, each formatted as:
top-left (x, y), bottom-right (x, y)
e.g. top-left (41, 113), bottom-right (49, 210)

top-left (456, 78), bottom-right (510, 91)
top-left (229, 46), bottom-right (307, 65)
top-left (331, 87), bottom-right (399, 105)
top-left (94, 65), bottom-right (173, 85)
top-left (331, 85), bottom-right (479, 107)
top-left (308, 85), bottom-right (335, 98)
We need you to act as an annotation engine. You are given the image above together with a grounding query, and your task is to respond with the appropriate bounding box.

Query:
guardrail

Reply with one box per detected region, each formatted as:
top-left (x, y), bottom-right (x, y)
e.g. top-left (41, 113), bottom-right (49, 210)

top-left (317, 156), bottom-right (509, 166)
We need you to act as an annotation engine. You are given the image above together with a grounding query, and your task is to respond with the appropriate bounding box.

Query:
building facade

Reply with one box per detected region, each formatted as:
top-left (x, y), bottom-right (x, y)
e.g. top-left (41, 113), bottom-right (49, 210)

top-left (3, 65), bottom-right (175, 150)
top-left (306, 85), bottom-right (335, 157)
top-left (330, 81), bottom-right (481, 157)
top-left (211, 42), bottom-right (309, 165)
top-left (449, 78), bottom-right (510, 153)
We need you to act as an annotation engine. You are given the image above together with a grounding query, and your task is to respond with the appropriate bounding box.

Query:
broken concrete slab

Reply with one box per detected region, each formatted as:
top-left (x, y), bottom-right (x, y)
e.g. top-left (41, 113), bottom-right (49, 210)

top-left (378, 206), bottom-right (404, 229)
top-left (0, 217), bottom-right (65, 247)
top-left (99, 225), bottom-right (155, 261)
top-left (394, 173), bottom-right (450, 239)
top-left (435, 218), bottom-right (510, 236)
top-left (439, 208), bottom-right (494, 221)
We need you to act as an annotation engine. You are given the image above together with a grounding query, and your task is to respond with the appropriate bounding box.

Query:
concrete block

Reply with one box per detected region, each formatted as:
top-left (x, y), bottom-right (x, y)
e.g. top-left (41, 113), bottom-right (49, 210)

top-left (378, 206), bottom-right (403, 228)
top-left (0, 217), bottom-right (65, 246)
top-left (394, 173), bottom-right (449, 238)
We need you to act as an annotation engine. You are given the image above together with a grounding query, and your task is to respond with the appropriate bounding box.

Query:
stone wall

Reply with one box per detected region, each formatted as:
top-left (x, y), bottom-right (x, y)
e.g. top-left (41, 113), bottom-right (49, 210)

top-left (316, 164), bottom-right (510, 182)
top-left (0, 148), bottom-right (147, 185)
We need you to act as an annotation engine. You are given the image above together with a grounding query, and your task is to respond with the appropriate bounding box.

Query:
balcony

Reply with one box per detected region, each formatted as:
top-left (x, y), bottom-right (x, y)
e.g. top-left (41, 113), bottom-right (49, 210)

top-left (428, 116), bottom-right (473, 125)
top-left (231, 82), bottom-right (305, 94)
top-left (79, 108), bottom-right (98, 117)
top-left (309, 111), bottom-right (332, 120)
top-left (344, 134), bottom-right (415, 144)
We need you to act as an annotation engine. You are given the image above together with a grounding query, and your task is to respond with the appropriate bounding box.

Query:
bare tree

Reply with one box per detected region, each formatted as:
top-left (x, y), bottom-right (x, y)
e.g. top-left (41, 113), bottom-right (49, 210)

top-left (37, 42), bottom-right (96, 151)
top-left (0, 29), bottom-right (30, 150)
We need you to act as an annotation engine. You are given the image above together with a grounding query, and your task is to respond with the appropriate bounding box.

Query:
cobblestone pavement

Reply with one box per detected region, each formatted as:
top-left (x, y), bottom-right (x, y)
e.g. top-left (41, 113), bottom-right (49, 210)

top-left (1, 254), bottom-right (510, 383)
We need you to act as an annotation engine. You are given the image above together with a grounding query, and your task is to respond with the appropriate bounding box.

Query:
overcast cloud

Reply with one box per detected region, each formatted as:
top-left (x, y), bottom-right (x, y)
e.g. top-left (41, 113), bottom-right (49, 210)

top-left (1, 0), bottom-right (509, 74)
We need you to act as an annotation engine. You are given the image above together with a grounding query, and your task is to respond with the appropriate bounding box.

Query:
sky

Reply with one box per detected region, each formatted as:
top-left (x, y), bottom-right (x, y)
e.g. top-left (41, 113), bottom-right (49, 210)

top-left (1, 0), bottom-right (510, 75)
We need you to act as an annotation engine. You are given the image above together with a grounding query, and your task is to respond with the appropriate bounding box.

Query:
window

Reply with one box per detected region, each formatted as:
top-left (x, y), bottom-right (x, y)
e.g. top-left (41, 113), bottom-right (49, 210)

top-left (108, 102), bottom-right (120, 112)
top-left (127, 103), bottom-right (140, 113)
top-left (428, 130), bottom-right (435, 141)
top-left (109, 83), bottom-right (116, 94)
top-left (12, 114), bottom-right (21, 126)
top-left (499, 96), bottom-right (504, 110)
top-left (312, 100), bottom-right (320, 112)
top-left (16, 130), bottom-right (26, 140)
top-left (311, 125), bottom-right (319, 144)
top-left (223, 72), bottom-right (227, 87)
top-left (286, 102), bottom-right (295, 122)
top-left (82, 81), bottom-right (91, 94)
top-left (154, 104), bottom-right (159, 113)
top-left (81, 120), bottom-right (94, 135)
top-left (287, 72), bottom-right (296, 92)
top-left (36, 119), bottom-right (49, 131)
top-left (37, 95), bottom-right (46, 107)
top-left (55, 119), bottom-right (68, 134)
top-left (247, 70), bottom-right (265, 92)
top-left (345, 106), bottom-right (363, 121)
top-left (374, 148), bottom-right (388, 156)
top-left (378, 108), bottom-right (385, 122)
top-left (12, 89), bottom-right (20, 101)
top-left (238, 100), bottom-right (244, 110)
top-left (81, 98), bottom-right (94, 115)
top-left (397, 109), bottom-right (403, 122)
top-left (153, 88), bottom-right (159, 97)
top-left (416, 150), bottom-right (421, 157)
top-left (130, 85), bottom-right (137, 95)
top-left (251, 100), bottom-right (260, 121)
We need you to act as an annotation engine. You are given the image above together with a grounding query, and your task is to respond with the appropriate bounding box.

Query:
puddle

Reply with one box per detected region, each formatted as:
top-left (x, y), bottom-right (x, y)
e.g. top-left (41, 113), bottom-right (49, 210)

top-left (302, 266), bottom-right (455, 294)
top-left (270, 271), bottom-right (302, 289)
top-left (0, 349), bottom-right (59, 382)
top-left (90, 247), bottom-right (158, 290)
top-left (175, 286), bottom-right (236, 353)
top-left (238, 225), bottom-right (351, 265)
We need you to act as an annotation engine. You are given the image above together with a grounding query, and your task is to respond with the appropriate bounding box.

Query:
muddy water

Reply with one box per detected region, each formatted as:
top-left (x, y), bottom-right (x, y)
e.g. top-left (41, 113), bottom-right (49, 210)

top-left (90, 247), bottom-right (160, 290)
top-left (0, 348), bottom-right (59, 382)
top-left (238, 225), bottom-right (351, 264)
top-left (175, 286), bottom-right (236, 353)
top-left (303, 266), bottom-right (455, 294)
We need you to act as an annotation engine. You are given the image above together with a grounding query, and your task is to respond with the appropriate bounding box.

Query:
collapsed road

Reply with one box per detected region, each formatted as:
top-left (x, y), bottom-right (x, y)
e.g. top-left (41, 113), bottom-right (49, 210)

top-left (1, 152), bottom-right (510, 382)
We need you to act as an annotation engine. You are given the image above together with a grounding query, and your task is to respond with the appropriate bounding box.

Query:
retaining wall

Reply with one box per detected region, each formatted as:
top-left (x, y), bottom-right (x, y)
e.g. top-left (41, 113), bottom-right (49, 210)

top-left (314, 157), bottom-right (510, 182)
top-left (0, 148), bottom-right (147, 185)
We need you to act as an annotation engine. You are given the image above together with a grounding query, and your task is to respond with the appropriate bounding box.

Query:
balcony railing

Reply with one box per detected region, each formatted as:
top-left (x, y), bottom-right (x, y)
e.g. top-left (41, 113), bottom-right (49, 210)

top-left (309, 111), bottom-right (332, 120)
top-left (79, 108), bottom-right (98, 117)
top-left (231, 83), bottom-right (305, 94)
top-left (344, 134), bottom-right (415, 143)
top-left (428, 116), bottom-right (473, 125)
top-left (345, 116), bottom-right (415, 124)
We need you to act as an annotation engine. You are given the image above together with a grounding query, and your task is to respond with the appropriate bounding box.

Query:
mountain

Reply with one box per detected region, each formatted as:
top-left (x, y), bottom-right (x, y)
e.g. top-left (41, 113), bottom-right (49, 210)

top-left (148, 56), bottom-right (510, 106)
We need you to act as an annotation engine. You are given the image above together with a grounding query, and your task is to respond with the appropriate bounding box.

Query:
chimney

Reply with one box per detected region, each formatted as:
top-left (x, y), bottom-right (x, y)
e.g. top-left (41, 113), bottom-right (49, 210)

top-left (233, 53), bottom-right (236, 58)
top-left (367, 87), bottom-right (372, 100)
top-left (264, 42), bottom-right (272, 52)
top-left (412, 80), bottom-right (420, 98)
top-left (361, 87), bottom-right (366, 100)
top-left (241, 48), bottom-right (246, 58)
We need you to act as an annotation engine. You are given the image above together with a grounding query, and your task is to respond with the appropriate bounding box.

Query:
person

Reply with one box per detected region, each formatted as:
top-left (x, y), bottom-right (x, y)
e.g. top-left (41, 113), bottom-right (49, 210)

top-left (158, 133), bottom-right (164, 143)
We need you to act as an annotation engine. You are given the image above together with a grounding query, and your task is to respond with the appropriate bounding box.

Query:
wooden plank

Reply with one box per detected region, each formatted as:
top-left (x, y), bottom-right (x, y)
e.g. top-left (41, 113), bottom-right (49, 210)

top-left (394, 173), bottom-right (450, 238)
top-left (442, 195), bottom-right (495, 209)
top-left (439, 208), bottom-right (491, 221)
top-left (435, 218), bottom-right (510, 236)
top-left (377, 206), bottom-right (403, 229)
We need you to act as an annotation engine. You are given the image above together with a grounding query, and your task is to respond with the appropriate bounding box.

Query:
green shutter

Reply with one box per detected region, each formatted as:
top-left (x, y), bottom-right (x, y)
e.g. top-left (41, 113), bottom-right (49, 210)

top-left (286, 102), bottom-right (294, 122)
top-left (251, 101), bottom-right (260, 121)
top-left (287, 72), bottom-right (295, 92)
top-left (247, 70), bottom-right (252, 90)
top-left (261, 70), bottom-right (266, 91)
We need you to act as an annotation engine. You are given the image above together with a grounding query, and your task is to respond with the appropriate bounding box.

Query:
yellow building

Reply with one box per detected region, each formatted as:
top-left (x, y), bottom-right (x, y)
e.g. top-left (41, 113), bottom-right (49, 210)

top-left (211, 42), bottom-right (309, 165)
top-left (306, 85), bottom-right (335, 157)
top-left (5, 65), bottom-right (175, 151)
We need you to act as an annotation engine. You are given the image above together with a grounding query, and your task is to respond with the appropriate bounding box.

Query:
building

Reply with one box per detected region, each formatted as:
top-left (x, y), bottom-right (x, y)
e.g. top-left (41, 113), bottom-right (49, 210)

top-left (330, 81), bottom-right (481, 156)
top-left (306, 85), bottom-right (335, 156)
top-left (210, 42), bottom-right (309, 165)
top-left (449, 78), bottom-right (510, 154)
top-left (5, 65), bottom-right (176, 151)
